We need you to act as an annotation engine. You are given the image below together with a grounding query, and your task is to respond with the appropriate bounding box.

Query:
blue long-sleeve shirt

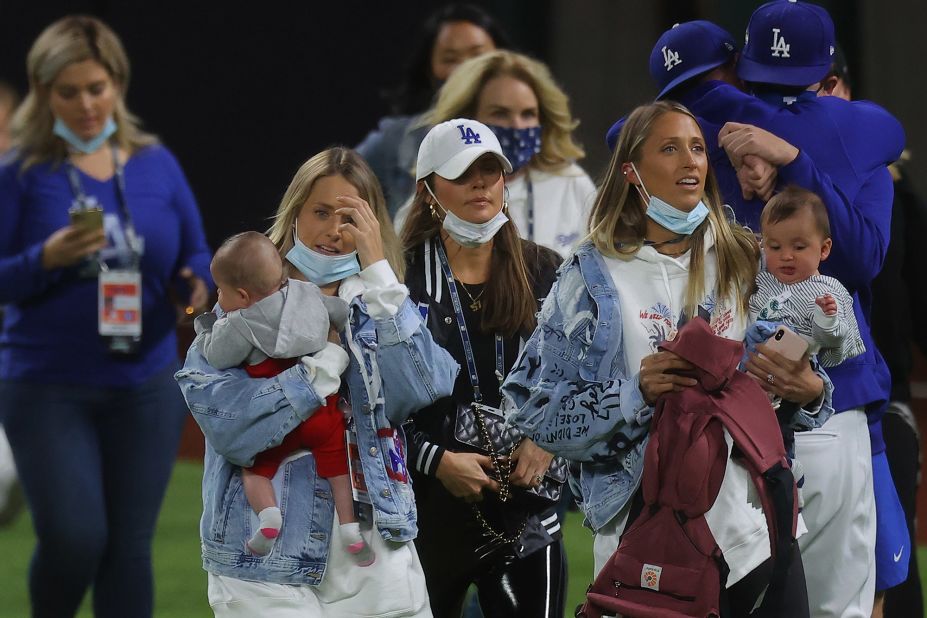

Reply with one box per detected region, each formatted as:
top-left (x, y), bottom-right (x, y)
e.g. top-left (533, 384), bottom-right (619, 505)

top-left (0, 144), bottom-right (212, 387)
top-left (675, 81), bottom-right (903, 452)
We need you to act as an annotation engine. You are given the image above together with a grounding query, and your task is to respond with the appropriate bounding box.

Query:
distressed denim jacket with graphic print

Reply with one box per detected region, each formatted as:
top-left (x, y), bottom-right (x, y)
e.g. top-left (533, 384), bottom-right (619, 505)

top-left (502, 241), bottom-right (834, 532)
top-left (176, 267), bottom-right (458, 586)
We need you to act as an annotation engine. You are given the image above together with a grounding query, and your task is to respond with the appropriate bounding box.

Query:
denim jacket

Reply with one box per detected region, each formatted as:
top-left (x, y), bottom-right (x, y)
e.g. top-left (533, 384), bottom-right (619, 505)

top-left (176, 284), bottom-right (458, 585)
top-left (502, 242), bottom-right (834, 532)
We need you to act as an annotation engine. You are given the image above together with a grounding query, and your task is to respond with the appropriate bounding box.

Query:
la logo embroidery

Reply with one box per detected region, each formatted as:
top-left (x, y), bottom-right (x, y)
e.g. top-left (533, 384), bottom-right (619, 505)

top-left (457, 124), bottom-right (481, 144)
top-left (662, 46), bottom-right (682, 70)
top-left (770, 28), bottom-right (791, 58)
top-left (641, 563), bottom-right (663, 591)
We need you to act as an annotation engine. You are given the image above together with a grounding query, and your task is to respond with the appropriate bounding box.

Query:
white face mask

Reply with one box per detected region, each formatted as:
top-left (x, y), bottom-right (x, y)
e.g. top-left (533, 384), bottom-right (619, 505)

top-left (424, 182), bottom-right (508, 248)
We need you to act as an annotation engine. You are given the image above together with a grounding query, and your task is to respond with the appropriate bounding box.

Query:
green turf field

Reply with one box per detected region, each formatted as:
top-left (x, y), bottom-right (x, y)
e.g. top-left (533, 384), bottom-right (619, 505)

top-left (0, 460), bottom-right (924, 616)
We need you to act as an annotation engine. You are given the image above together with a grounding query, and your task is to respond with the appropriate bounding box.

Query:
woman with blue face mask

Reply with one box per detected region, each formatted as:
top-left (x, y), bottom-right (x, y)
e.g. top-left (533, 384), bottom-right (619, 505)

top-left (401, 118), bottom-right (567, 617)
top-left (175, 147), bottom-right (458, 617)
top-left (394, 50), bottom-right (596, 256)
top-left (503, 101), bottom-right (832, 615)
top-left (0, 16), bottom-right (212, 616)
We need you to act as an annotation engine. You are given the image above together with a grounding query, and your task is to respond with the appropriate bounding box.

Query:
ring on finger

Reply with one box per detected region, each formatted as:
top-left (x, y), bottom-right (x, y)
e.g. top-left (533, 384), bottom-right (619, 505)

top-left (766, 373), bottom-right (775, 385)
top-left (534, 474), bottom-right (543, 486)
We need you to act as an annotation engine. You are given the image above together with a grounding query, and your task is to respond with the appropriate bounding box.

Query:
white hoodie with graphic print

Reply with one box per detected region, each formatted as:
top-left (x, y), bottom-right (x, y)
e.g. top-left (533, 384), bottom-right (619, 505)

top-left (598, 227), bottom-right (790, 588)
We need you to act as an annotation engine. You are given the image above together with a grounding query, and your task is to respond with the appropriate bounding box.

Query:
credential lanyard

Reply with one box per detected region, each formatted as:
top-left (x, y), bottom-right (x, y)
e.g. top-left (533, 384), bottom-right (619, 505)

top-left (65, 144), bottom-right (142, 265)
top-left (435, 240), bottom-right (503, 403)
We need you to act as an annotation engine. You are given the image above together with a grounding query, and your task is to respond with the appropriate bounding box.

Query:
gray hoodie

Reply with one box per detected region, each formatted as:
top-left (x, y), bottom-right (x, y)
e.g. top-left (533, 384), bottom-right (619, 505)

top-left (194, 279), bottom-right (349, 369)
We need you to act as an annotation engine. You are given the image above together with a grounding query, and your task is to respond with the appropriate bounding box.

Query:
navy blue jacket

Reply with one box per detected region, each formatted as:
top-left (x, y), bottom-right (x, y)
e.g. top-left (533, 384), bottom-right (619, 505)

top-left (676, 81), bottom-right (905, 453)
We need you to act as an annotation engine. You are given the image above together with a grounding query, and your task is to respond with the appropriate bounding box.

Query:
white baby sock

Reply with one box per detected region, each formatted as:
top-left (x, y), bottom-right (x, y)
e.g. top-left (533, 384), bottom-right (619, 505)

top-left (246, 506), bottom-right (282, 556)
top-left (339, 522), bottom-right (375, 566)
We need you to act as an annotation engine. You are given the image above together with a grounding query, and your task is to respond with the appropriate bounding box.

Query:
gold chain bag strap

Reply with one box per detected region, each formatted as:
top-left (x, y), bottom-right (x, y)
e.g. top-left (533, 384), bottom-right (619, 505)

top-left (454, 402), bottom-right (568, 507)
top-left (436, 240), bottom-right (565, 542)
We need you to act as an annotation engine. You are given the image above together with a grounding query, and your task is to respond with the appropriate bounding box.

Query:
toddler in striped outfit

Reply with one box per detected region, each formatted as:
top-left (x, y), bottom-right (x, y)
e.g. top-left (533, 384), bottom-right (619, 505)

top-left (749, 186), bottom-right (865, 367)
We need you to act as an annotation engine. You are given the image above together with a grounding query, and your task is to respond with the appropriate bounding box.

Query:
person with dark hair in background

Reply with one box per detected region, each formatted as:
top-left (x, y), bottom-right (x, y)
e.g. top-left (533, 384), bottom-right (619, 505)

top-left (357, 3), bottom-right (510, 217)
top-left (0, 15), bottom-right (212, 617)
top-left (819, 49), bottom-right (924, 618)
top-left (402, 118), bottom-right (566, 617)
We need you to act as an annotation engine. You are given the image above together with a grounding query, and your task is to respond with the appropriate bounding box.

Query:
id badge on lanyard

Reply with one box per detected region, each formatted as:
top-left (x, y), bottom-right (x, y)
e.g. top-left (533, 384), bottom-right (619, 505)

top-left (67, 146), bottom-right (144, 353)
top-left (346, 423), bottom-right (373, 505)
top-left (98, 269), bottom-right (142, 338)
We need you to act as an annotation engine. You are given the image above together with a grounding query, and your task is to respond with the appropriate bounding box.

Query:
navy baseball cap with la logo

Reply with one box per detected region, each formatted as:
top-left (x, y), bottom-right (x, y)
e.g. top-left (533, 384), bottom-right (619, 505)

top-left (649, 20), bottom-right (738, 100)
top-left (737, 0), bottom-right (835, 87)
top-left (415, 118), bottom-right (512, 181)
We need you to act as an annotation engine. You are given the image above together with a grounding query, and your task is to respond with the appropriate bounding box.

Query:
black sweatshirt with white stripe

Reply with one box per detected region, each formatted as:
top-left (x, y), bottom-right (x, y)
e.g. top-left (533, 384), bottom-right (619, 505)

top-left (403, 236), bottom-right (561, 480)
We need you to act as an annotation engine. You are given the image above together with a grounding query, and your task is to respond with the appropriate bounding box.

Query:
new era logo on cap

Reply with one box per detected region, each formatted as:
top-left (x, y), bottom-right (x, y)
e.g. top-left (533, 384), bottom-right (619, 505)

top-left (415, 118), bottom-right (512, 181)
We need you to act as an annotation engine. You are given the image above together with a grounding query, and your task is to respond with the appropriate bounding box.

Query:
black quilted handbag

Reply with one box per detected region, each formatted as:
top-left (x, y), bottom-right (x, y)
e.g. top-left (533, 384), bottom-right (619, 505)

top-left (454, 402), bottom-right (568, 506)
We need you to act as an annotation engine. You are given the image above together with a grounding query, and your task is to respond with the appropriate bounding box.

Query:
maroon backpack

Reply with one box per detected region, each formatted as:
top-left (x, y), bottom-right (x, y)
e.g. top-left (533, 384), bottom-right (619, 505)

top-left (579, 318), bottom-right (798, 618)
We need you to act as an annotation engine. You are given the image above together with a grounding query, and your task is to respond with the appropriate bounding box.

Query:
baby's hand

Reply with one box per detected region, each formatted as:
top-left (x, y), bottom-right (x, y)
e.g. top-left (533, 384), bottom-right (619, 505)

top-left (815, 294), bottom-right (838, 316)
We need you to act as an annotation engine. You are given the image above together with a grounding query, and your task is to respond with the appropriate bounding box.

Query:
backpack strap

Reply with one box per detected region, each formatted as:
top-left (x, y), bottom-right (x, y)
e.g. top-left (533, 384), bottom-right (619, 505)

top-left (759, 461), bottom-right (798, 606)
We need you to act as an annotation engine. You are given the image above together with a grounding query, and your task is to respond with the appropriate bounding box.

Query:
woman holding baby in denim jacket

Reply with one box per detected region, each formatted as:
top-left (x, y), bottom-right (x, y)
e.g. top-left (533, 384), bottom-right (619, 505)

top-left (176, 147), bottom-right (458, 617)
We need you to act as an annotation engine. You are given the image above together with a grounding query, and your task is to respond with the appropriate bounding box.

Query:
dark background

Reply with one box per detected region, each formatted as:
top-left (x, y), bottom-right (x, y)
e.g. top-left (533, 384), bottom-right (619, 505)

top-left (0, 0), bottom-right (921, 252)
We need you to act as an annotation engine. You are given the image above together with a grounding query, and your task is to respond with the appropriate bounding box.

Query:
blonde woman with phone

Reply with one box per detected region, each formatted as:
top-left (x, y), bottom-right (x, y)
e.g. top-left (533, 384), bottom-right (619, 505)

top-left (0, 16), bottom-right (211, 616)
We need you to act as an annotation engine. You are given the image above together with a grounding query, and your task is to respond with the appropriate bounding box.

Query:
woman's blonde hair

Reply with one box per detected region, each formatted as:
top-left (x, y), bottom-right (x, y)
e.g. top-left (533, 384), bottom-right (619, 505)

top-left (267, 147), bottom-right (405, 281)
top-left (423, 50), bottom-right (584, 172)
top-left (588, 101), bottom-right (758, 317)
top-left (12, 15), bottom-right (156, 170)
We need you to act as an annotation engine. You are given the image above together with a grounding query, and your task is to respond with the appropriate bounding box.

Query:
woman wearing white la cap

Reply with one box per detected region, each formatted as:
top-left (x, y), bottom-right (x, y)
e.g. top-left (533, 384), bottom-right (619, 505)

top-left (394, 51), bottom-right (595, 256)
top-left (401, 118), bottom-right (567, 616)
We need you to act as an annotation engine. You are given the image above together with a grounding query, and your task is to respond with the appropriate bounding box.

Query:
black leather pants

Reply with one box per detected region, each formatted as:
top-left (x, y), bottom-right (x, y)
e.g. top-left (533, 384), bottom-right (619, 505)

top-left (414, 476), bottom-right (566, 618)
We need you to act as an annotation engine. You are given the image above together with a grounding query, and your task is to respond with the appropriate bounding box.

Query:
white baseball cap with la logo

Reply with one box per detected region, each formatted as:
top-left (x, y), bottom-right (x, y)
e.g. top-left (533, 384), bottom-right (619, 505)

top-left (415, 118), bottom-right (513, 181)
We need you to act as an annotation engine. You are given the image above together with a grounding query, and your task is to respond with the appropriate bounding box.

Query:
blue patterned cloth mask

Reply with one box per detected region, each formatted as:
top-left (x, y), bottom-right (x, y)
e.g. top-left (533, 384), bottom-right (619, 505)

top-left (53, 117), bottom-right (117, 154)
top-left (486, 125), bottom-right (541, 173)
top-left (630, 162), bottom-right (709, 236)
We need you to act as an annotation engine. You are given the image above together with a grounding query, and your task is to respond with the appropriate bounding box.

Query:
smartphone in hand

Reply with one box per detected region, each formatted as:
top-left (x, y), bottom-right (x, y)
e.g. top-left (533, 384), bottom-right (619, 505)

top-left (69, 206), bottom-right (104, 232)
top-left (764, 325), bottom-right (809, 361)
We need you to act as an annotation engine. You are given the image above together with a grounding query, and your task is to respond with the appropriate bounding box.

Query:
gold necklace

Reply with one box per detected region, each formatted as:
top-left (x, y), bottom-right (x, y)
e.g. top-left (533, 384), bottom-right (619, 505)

top-left (459, 281), bottom-right (486, 312)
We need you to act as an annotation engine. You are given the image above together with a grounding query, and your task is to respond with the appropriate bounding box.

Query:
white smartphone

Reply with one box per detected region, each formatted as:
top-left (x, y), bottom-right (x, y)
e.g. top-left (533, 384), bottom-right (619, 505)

top-left (765, 325), bottom-right (809, 361)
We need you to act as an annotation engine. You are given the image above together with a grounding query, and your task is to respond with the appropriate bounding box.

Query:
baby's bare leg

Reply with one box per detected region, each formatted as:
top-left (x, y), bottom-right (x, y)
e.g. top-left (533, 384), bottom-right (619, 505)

top-left (242, 468), bottom-right (277, 514)
top-left (328, 474), bottom-right (355, 524)
top-left (242, 468), bottom-right (282, 556)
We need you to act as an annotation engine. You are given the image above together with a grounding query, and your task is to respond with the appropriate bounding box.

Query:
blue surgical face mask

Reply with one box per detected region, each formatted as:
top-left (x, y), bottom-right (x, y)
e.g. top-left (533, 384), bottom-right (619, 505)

top-left (424, 182), bottom-right (508, 248)
top-left (630, 162), bottom-right (709, 236)
top-left (487, 124), bottom-right (541, 173)
top-left (53, 117), bottom-right (117, 154)
top-left (285, 221), bottom-right (360, 286)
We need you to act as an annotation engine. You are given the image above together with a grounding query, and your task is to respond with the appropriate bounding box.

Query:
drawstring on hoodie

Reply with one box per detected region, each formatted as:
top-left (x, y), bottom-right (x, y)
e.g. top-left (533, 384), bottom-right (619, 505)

top-left (658, 262), bottom-right (674, 319)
